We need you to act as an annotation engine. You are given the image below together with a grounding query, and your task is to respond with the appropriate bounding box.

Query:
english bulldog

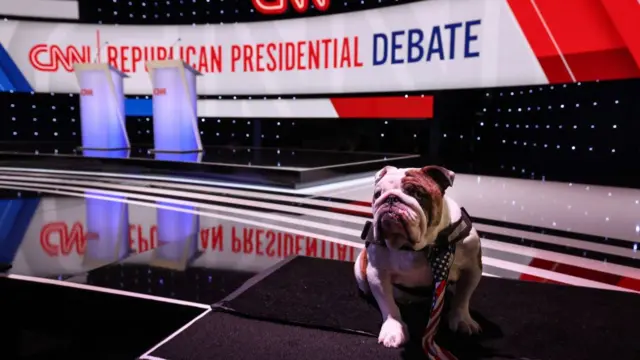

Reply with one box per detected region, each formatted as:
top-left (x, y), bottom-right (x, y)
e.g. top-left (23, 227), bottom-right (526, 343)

top-left (354, 165), bottom-right (482, 348)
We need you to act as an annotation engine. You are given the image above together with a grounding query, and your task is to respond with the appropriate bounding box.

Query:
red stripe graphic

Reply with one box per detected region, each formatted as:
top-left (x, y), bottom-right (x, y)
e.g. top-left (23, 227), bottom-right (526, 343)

top-left (325, 207), bottom-right (370, 218)
top-left (348, 200), bottom-right (371, 207)
top-left (330, 95), bottom-right (434, 119)
top-left (519, 273), bottom-right (566, 285)
top-left (528, 258), bottom-right (621, 284)
top-left (326, 200), bottom-right (371, 219)
top-left (617, 276), bottom-right (640, 292)
top-left (522, 257), bottom-right (640, 291)
top-left (599, 0), bottom-right (640, 71)
top-left (506, 0), bottom-right (573, 83)
top-left (507, 0), bottom-right (640, 83)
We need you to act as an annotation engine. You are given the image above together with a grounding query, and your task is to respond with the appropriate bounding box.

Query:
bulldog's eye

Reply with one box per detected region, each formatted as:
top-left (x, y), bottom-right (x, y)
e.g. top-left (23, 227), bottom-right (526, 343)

top-left (404, 185), bottom-right (420, 197)
top-left (416, 195), bottom-right (430, 208)
top-left (405, 186), bottom-right (429, 207)
top-left (373, 190), bottom-right (382, 199)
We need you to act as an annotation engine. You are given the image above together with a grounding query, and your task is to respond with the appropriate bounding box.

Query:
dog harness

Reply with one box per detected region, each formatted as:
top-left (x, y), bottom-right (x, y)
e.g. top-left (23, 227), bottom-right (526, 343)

top-left (361, 207), bottom-right (473, 360)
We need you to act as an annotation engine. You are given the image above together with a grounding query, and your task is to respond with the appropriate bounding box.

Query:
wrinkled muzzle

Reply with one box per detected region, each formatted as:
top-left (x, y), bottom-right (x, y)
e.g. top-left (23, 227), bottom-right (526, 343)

top-left (376, 196), bottom-right (413, 250)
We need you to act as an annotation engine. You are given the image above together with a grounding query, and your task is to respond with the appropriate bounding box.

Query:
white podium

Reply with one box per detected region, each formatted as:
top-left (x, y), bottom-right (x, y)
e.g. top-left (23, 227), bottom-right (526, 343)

top-left (146, 60), bottom-right (203, 153)
top-left (73, 63), bottom-right (130, 151)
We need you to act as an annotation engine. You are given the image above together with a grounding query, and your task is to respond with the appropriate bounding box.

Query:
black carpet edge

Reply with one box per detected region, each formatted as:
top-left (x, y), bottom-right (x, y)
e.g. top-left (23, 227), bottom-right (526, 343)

top-left (137, 308), bottom-right (212, 359)
top-left (212, 256), bottom-right (298, 305)
top-left (211, 255), bottom-right (379, 338)
top-left (211, 304), bottom-right (376, 338)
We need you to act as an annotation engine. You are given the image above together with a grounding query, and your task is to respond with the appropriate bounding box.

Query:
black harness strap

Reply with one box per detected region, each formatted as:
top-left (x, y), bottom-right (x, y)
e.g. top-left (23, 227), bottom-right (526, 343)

top-left (435, 207), bottom-right (473, 247)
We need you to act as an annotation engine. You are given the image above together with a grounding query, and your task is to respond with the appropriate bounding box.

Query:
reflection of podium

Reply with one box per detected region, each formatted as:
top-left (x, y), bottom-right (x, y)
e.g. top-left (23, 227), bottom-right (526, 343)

top-left (146, 60), bottom-right (203, 154)
top-left (154, 152), bottom-right (203, 162)
top-left (83, 148), bottom-right (131, 159)
top-left (73, 63), bottom-right (130, 151)
top-left (150, 203), bottom-right (200, 271)
top-left (82, 196), bottom-right (132, 268)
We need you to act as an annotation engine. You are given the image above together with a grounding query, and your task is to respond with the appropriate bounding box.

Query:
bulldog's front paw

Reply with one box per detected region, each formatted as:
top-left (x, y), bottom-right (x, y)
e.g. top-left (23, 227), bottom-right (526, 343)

top-left (378, 318), bottom-right (408, 348)
top-left (448, 308), bottom-right (481, 335)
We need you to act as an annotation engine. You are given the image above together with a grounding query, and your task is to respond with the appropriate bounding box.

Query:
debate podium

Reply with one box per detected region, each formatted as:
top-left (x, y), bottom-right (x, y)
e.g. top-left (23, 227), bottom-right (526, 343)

top-left (73, 63), bottom-right (130, 151)
top-left (146, 60), bottom-right (203, 154)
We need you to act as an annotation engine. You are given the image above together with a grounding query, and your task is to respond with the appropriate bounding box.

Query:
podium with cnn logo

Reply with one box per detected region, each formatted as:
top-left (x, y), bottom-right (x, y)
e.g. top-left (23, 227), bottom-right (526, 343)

top-left (146, 60), bottom-right (203, 154)
top-left (73, 63), bottom-right (130, 152)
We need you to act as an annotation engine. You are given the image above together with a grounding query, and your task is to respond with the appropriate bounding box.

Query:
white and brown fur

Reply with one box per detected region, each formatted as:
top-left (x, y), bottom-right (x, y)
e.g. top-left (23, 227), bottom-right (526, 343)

top-left (354, 165), bottom-right (483, 348)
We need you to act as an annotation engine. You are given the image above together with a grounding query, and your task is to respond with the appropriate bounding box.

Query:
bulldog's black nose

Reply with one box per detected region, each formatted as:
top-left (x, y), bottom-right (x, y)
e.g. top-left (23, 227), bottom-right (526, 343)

top-left (386, 195), bottom-right (399, 204)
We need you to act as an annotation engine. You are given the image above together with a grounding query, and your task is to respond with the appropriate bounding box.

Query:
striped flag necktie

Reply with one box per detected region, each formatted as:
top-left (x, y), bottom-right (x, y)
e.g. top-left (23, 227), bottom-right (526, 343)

top-left (422, 207), bottom-right (472, 359)
top-left (422, 243), bottom-right (458, 360)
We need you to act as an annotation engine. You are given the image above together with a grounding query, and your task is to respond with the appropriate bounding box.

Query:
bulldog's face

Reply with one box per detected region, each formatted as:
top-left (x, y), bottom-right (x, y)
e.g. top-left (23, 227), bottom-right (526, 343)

top-left (371, 165), bottom-right (455, 251)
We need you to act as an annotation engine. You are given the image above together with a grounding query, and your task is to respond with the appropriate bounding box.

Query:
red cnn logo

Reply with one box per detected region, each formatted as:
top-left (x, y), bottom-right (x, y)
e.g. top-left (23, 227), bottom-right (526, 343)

top-left (28, 44), bottom-right (91, 72)
top-left (80, 88), bottom-right (93, 96)
top-left (252, 0), bottom-right (330, 15)
top-left (154, 88), bottom-right (167, 95)
top-left (40, 221), bottom-right (99, 257)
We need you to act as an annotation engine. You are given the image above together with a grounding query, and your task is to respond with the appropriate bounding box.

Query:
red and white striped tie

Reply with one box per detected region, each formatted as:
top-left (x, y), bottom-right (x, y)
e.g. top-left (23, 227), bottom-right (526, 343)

top-left (422, 244), bottom-right (458, 360)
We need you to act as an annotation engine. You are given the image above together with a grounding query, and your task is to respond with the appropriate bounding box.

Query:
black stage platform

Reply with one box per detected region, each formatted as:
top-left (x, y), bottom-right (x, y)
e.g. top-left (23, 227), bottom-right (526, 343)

top-left (147, 256), bottom-right (640, 360)
top-left (0, 276), bottom-right (206, 360)
top-left (0, 144), bottom-right (419, 189)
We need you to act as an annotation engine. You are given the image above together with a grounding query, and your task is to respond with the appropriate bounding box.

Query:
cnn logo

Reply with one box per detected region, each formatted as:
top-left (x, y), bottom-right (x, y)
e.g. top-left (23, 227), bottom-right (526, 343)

top-left (252, 0), bottom-right (330, 15)
top-left (154, 88), bottom-right (167, 95)
top-left (80, 88), bottom-right (93, 96)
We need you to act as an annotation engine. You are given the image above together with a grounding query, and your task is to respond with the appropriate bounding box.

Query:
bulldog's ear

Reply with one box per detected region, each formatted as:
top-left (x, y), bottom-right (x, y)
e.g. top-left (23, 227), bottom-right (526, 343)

top-left (374, 166), bottom-right (396, 184)
top-left (421, 166), bottom-right (455, 192)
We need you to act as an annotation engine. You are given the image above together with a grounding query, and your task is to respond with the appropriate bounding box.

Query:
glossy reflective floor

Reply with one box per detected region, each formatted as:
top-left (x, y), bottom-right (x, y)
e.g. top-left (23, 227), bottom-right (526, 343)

top-left (1, 167), bottom-right (638, 299)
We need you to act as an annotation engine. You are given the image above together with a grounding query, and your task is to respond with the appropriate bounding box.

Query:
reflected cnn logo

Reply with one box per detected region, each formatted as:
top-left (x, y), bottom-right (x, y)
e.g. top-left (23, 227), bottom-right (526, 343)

top-left (252, 0), bottom-right (330, 15)
top-left (153, 88), bottom-right (167, 95)
top-left (80, 88), bottom-right (93, 96)
top-left (40, 221), bottom-right (99, 256)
